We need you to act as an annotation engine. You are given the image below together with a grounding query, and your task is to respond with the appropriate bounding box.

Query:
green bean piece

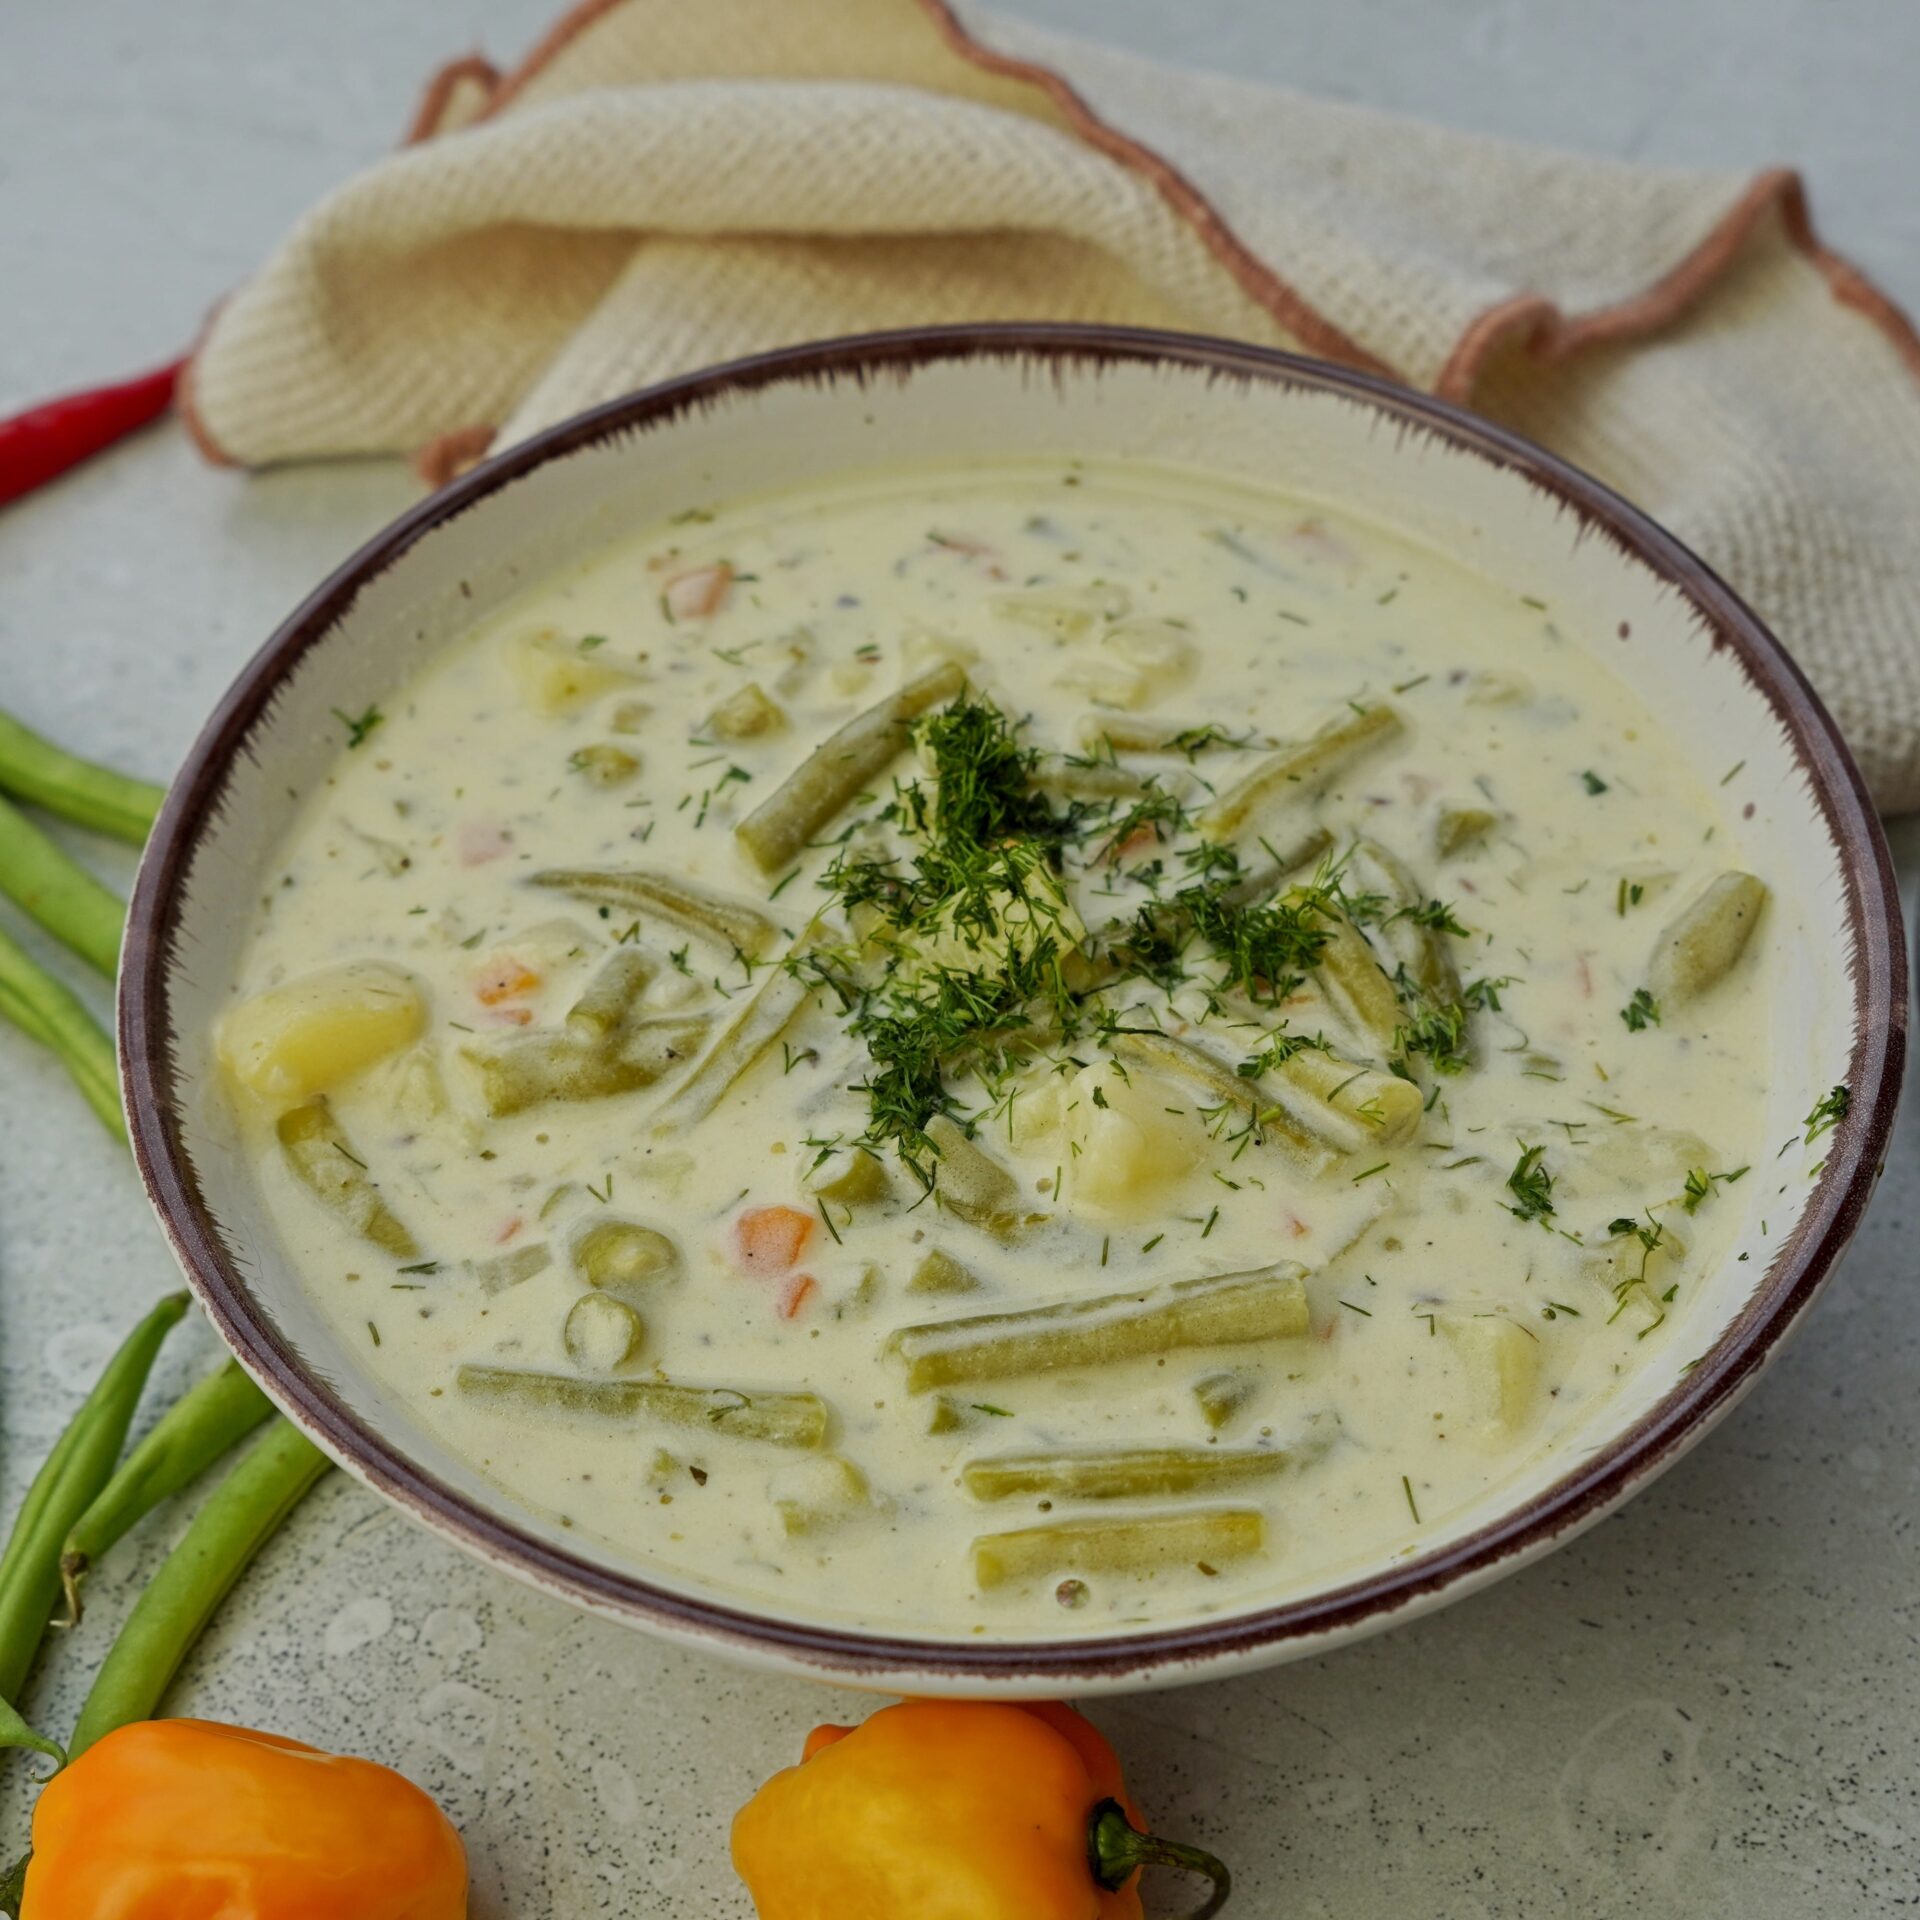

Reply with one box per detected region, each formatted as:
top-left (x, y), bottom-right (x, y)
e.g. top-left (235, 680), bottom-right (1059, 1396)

top-left (275, 1099), bottom-right (418, 1258)
top-left (1214, 825), bottom-right (1336, 909)
top-left (963, 1443), bottom-right (1304, 1502)
top-left (0, 791), bottom-right (125, 977)
top-left (1435, 806), bottom-right (1498, 858)
top-left (1646, 872), bottom-right (1769, 1005)
top-left (65, 1420), bottom-right (331, 1761)
top-left (1197, 703), bottom-right (1403, 839)
top-left (1193, 1370), bottom-right (1257, 1432)
top-left (735, 662), bottom-right (967, 872)
top-left (569, 743), bottom-right (640, 788)
top-left (455, 1364), bottom-right (830, 1448)
top-left (1078, 716), bottom-right (1259, 755)
top-left (926, 1394), bottom-right (968, 1435)
top-left (1346, 838), bottom-right (1460, 1003)
top-left (0, 707), bottom-right (165, 846)
top-left (563, 1293), bottom-right (645, 1371)
top-left (0, 1293), bottom-right (187, 1723)
top-left (648, 953), bottom-right (817, 1133)
top-left (925, 1114), bottom-right (1031, 1239)
top-left (771, 1455), bottom-right (870, 1537)
top-left (1267, 1046), bottom-right (1422, 1151)
top-left (886, 1262), bottom-right (1310, 1393)
top-left (529, 867), bottom-right (776, 959)
top-left (565, 948), bottom-right (657, 1045)
top-left (0, 924), bottom-right (123, 1139)
top-left (908, 1248), bottom-right (981, 1295)
top-left (707, 681), bottom-right (786, 741)
top-left (58, 1359), bottom-right (273, 1626)
top-left (1300, 898), bottom-right (1402, 1053)
top-left (1034, 759), bottom-right (1155, 801)
top-left (465, 1014), bottom-right (710, 1118)
top-left (971, 1508), bottom-right (1265, 1589)
top-left (1109, 1030), bottom-right (1337, 1177)
top-left (467, 1242), bottom-right (551, 1295)
top-left (573, 1219), bottom-right (682, 1298)
top-left (808, 1146), bottom-right (891, 1208)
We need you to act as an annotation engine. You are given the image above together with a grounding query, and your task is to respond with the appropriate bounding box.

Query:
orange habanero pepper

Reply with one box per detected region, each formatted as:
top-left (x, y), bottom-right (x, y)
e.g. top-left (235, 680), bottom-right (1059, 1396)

top-left (23, 1718), bottom-right (467, 1920)
top-left (731, 1698), bottom-right (1231, 1920)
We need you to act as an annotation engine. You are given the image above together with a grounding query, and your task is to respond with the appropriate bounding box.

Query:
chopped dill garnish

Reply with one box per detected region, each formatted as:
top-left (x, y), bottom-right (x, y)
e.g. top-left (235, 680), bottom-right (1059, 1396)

top-left (1620, 987), bottom-right (1660, 1032)
top-left (1580, 769), bottom-right (1609, 795)
top-left (332, 704), bottom-right (384, 749)
top-left (1804, 1084), bottom-right (1850, 1142)
top-left (1505, 1144), bottom-right (1555, 1222)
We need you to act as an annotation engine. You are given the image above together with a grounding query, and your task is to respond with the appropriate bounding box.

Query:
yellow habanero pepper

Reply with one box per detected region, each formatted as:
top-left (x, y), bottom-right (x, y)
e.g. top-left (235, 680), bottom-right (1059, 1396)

top-left (22, 1718), bottom-right (467, 1920)
top-left (731, 1698), bottom-right (1231, 1920)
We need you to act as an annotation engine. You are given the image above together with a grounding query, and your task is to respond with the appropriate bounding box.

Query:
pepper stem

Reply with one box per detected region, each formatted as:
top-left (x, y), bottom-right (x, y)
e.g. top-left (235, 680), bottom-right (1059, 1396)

top-left (1087, 1797), bottom-right (1232, 1918)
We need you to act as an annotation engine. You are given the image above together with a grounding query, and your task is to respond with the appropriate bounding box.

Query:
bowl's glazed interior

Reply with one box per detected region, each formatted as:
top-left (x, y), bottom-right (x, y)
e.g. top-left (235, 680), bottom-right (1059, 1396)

top-left (122, 328), bottom-right (1903, 1691)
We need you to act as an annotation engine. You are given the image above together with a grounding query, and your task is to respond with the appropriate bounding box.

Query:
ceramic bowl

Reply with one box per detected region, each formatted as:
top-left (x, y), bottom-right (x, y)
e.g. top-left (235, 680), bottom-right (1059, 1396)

top-left (121, 326), bottom-right (1906, 1693)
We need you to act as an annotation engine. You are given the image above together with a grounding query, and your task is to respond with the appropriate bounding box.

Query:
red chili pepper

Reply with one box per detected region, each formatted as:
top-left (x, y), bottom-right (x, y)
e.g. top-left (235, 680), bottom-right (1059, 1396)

top-left (0, 357), bottom-right (185, 507)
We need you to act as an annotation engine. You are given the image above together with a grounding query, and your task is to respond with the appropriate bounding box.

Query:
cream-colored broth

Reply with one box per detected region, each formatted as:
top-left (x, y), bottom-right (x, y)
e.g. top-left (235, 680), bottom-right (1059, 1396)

top-left (219, 461), bottom-right (1772, 1638)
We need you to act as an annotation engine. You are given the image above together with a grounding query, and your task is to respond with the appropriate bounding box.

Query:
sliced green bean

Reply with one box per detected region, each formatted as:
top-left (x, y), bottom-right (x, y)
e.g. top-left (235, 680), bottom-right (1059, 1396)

top-left (465, 1014), bottom-right (710, 1119)
top-left (1034, 759), bottom-right (1156, 802)
top-left (573, 1219), bottom-right (682, 1297)
top-left (735, 662), bottom-right (967, 872)
top-left (1077, 716), bottom-right (1259, 755)
top-left (1266, 1046), bottom-right (1422, 1151)
top-left (0, 707), bottom-right (165, 846)
top-left (648, 952), bottom-right (816, 1132)
top-left (963, 1444), bottom-right (1306, 1502)
top-left (1197, 703), bottom-right (1402, 840)
top-left (563, 1293), bottom-right (645, 1371)
top-left (1346, 838), bottom-right (1460, 1002)
top-left (467, 1242), bottom-right (550, 1294)
top-left (275, 1099), bottom-right (418, 1258)
top-left (808, 1146), bottom-right (891, 1208)
top-left (707, 681), bottom-right (786, 741)
top-left (565, 947), bottom-right (656, 1045)
top-left (771, 1455), bottom-right (870, 1536)
top-left (886, 1262), bottom-right (1310, 1393)
top-left (0, 792), bottom-right (124, 977)
top-left (1109, 1029), bottom-right (1337, 1176)
top-left (66, 1420), bottom-right (331, 1760)
top-left (0, 924), bottom-right (123, 1139)
top-left (0, 1293), bottom-right (186, 1716)
top-left (58, 1359), bottom-right (273, 1625)
top-left (1299, 898), bottom-right (1402, 1053)
top-left (529, 867), bottom-right (775, 958)
top-left (908, 1248), bottom-right (981, 1295)
top-left (1435, 806), bottom-right (1498, 858)
top-left (925, 1115), bottom-right (1031, 1240)
top-left (971, 1508), bottom-right (1265, 1589)
top-left (455, 1364), bottom-right (830, 1448)
top-left (1193, 1370), bottom-right (1257, 1431)
top-left (1215, 825), bottom-right (1336, 909)
top-left (1646, 872), bottom-right (1769, 1004)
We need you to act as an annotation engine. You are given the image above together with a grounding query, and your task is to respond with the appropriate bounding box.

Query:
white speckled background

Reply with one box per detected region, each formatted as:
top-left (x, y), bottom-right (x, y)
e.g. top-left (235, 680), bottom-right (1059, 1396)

top-left (4, 3), bottom-right (1917, 1911)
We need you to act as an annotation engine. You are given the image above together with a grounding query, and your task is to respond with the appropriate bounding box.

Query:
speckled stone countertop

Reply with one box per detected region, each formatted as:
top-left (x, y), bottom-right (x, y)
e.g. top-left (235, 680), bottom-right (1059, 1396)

top-left (4, 3), bottom-right (1917, 1912)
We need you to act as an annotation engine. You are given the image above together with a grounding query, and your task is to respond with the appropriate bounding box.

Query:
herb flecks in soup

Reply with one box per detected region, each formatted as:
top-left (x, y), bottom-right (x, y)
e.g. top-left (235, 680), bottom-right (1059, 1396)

top-left (215, 463), bottom-right (1772, 1637)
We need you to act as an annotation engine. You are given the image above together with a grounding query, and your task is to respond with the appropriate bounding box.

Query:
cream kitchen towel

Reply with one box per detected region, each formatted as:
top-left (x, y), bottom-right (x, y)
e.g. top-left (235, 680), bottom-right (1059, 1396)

top-left (183, 0), bottom-right (1920, 810)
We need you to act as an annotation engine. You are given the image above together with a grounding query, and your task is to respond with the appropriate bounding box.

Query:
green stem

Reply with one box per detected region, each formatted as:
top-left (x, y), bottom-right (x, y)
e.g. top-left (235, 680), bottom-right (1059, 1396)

top-left (57, 1360), bottom-right (274, 1626)
top-left (66, 1419), bottom-right (331, 1760)
top-left (0, 709), bottom-right (164, 847)
top-left (1087, 1798), bottom-right (1233, 1920)
top-left (0, 1294), bottom-right (187, 1713)
top-left (0, 924), bottom-right (124, 1140)
top-left (0, 792), bottom-right (125, 977)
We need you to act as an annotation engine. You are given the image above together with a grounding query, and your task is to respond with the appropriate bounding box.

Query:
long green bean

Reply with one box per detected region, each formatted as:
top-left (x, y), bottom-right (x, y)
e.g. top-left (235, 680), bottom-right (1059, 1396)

top-left (58, 1359), bottom-right (274, 1625)
top-left (1109, 1029), bottom-right (1336, 1175)
top-left (0, 792), bottom-right (124, 977)
top-left (529, 868), bottom-right (776, 959)
top-left (0, 708), bottom-right (164, 846)
top-left (65, 1420), bottom-right (331, 1760)
top-left (0, 924), bottom-right (123, 1139)
top-left (1197, 702), bottom-right (1402, 839)
top-left (971, 1508), bottom-right (1265, 1588)
top-left (962, 1444), bottom-right (1304, 1502)
top-left (0, 1294), bottom-right (187, 1717)
top-left (455, 1364), bottom-right (830, 1447)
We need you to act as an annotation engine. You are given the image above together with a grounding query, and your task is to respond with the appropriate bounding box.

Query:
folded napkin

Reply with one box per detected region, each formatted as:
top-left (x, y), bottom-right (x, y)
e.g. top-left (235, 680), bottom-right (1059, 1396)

top-left (183, 0), bottom-right (1920, 811)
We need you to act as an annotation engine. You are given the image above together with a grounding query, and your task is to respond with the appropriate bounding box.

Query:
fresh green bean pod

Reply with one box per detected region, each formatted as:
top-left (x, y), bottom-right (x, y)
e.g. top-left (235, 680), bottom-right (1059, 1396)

top-left (529, 867), bottom-right (776, 958)
top-left (1646, 871), bottom-right (1769, 1005)
top-left (0, 708), bottom-right (165, 846)
top-left (971, 1507), bottom-right (1265, 1589)
top-left (1267, 1046), bottom-right (1423, 1151)
top-left (274, 1099), bottom-right (418, 1257)
top-left (0, 1293), bottom-right (187, 1755)
top-left (925, 1115), bottom-right (1030, 1240)
top-left (735, 662), bottom-right (967, 872)
top-left (58, 1359), bottom-right (273, 1625)
top-left (1109, 1029), bottom-right (1337, 1176)
top-left (0, 924), bottom-right (123, 1139)
top-left (455, 1364), bottom-right (830, 1448)
top-left (648, 954), bottom-right (817, 1133)
top-left (1197, 702), bottom-right (1403, 840)
top-left (564, 947), bottom-right (656, 1044)
top-left (0, 792), bottom-right (125, 977)
top-left (65, 1420), bottom-right (332, 1760)
top-left (885, 1262), bottom-right (1310, 1393)
top-left (962, 1444), bottom-right (1303, 1502)
top-left (465, 1014), bottom-right (710, 1118)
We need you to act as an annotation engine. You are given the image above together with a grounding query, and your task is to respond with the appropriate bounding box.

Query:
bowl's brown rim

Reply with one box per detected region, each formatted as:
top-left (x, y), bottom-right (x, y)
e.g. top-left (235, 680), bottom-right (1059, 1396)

top-left (121, 324), bottom-right (1907, 1684)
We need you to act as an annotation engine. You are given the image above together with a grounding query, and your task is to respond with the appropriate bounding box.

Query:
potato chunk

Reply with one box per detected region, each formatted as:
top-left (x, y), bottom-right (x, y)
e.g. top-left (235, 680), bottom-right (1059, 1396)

top-left (220, 962), bottom-right (426, 1104)
top-left (509, 630), bottom-right (641, 714)
top-left (1441, 1313), bottom-right (1541, 1434)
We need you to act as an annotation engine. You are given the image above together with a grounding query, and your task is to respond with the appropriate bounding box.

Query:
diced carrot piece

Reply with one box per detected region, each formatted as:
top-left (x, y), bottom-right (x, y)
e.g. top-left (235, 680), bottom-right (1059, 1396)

top-left (662, 562), bottom-right (733, 623)
top-left (778, 1273), bottom-right (819, 1320)
top-left (733, 1205), bottom-right (815, 1277)
top-left (475, 959), bottom-right (541, 1005)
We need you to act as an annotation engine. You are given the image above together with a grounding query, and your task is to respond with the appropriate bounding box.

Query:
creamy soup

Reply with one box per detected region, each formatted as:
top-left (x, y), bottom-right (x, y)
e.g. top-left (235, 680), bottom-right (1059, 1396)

top-left (215, 460), bottom-right (1776, 1638)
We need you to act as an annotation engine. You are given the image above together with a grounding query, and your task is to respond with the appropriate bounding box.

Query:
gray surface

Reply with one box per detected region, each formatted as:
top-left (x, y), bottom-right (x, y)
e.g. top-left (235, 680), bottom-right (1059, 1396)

top-left (3, 3), bottom-right (1916, 1912)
